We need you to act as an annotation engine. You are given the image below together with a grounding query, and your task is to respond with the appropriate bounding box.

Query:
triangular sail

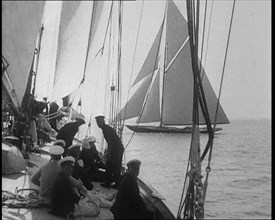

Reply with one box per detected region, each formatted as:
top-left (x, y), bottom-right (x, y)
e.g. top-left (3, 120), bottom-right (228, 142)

top-left (166, 0), bottom-right (189, 66)
top-left (138, 69), bottom-right (161, 123)
top-left (2, 1), bottom-right (45, 106)
top-left (52, 1), bottom-right (94, 101)
top-left (163, 40), bottom-right (194, 125)
top-left (132, 23), bottom-right (164, 86)
top-left (35, 1), bottom-right (62, 101)
top-left (163, 40), bottom-right (229, 125)
top-left (161, 0), bottom-right (229, 125)
top-left (200, 69), bottom-right (229, 124)
top-left (117, 73), bottom-right (153, 121)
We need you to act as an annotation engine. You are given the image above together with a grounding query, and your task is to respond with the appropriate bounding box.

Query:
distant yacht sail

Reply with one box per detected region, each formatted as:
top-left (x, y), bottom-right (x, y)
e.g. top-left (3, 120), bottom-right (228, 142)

top-left (117, 0), bottom-right (229, 133)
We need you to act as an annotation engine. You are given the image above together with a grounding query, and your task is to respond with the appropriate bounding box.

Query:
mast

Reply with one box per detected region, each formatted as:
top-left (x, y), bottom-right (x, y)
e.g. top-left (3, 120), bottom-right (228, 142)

top-left (21, 24), bottom-right (44, 156)
top-left (160, 1), bottom-right (168, 128)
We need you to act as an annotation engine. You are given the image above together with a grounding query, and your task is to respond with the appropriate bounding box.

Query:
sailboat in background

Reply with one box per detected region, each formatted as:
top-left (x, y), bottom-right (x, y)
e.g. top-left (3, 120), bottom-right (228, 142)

top-left (118, 0), bottom-right (229, 133)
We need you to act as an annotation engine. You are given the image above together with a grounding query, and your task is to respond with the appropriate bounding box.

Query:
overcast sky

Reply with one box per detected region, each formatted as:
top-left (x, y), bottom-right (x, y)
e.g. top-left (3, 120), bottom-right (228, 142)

top-left (211, 0), bottom-right (271, 120)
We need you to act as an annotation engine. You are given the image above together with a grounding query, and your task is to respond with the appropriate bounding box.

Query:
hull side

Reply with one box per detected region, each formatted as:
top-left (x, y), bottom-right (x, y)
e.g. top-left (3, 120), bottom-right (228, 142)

top-left (137, 177), bottom-right (175, 219)
top-left (126, 125), bottom-right (222, 133)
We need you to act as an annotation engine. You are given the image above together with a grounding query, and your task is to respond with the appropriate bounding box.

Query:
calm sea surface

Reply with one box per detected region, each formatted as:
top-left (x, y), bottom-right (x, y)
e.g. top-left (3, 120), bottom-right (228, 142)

top-left (122, 119), bottom-right (271, 219)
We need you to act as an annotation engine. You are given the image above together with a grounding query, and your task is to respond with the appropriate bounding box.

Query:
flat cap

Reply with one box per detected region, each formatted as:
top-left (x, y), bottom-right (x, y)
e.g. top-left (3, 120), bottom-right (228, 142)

top-left (95, 115), bottom-right (105, 121)
top-left (53, 139), bottom-right (66, 147)
top-left (68, 143), bottom-right (82, 151)
top-left (126, 159), bottom-right (141, 168)
top-left (49, 145), bottom-right (64, 155)
top-left (76, 113), bottom-right (85, 122)
top-left (58, 156), bottom-right (75, 166)
top-left (86, 136), bottom-right (96, 143)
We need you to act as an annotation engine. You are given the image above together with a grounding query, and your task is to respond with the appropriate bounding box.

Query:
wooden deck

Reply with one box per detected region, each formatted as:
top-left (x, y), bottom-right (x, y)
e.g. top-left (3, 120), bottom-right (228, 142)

top-left (2, 146), bottom-right (116, 220)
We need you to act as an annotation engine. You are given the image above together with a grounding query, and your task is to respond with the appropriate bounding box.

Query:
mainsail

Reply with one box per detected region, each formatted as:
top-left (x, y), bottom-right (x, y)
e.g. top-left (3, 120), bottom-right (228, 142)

top-left (118, 0), bottom-right (229, 127)
top-left (2, 1), bottom-right (45, 106)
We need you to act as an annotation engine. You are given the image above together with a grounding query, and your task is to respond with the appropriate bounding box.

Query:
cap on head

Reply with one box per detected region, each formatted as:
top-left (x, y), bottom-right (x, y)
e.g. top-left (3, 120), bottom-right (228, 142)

top-left (76, 113), bottom-right (85, 123)
top-left (126, 159), bottom-right (141, 168)
top-left (86, 136), bottom-right (96, 143)
top-left (95, 115), bottom-right (105, 121)
top-left (58, 156), bottom-right (75, 166)
top-left (53, 139), bottom-right (66, 147)
top-left (68, 143), bottom-right (82, 151)
top-left (49, 145), bottom-right (64, 155)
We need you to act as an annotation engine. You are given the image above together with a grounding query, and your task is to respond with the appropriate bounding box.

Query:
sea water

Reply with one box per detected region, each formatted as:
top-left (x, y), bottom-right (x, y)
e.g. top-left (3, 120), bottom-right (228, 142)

top-left (122, 119), bottom-right (271, 219)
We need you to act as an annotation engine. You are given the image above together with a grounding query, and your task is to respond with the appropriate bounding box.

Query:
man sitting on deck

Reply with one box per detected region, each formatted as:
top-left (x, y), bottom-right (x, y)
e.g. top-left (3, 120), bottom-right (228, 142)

top-left (67, 143), bottom-right (94, 191)
top-left (30, 145), bottom-right (64, 206)
top-left (80, 136), bottom-right (105, 182)
top-left (50, 156), bottom-right (81, 219)
top-left (111, 159), bottom-right (153, 219)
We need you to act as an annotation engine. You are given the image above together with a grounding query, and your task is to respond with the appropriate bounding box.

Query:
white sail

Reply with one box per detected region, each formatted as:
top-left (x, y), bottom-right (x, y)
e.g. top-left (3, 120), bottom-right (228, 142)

top-left (2, 1), bottom-right (45, 106)
top-left (52, 1), bottom-right (94, 101)
top-left (35, 1), bottom-right (62, 101)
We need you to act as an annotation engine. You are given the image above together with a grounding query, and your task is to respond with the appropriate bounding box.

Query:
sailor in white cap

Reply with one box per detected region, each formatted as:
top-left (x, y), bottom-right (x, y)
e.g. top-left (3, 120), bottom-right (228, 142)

top-left (111, 158), bottom-right (151, 219)
top-left (68, 143), bottom-right (82, 151)
top-left (58, 156), bottom-right (75, 167)
top-left (67, 143), bottom-right (94, 190)
top-left (51, 156), bottom-right (81, 219)
top-left (79, 136), bottom-right (105, 182)
top-left (56, 112), bottom-right (86, 157)
top-left (30, 145), bottom-right (64, 205)
top-left (53, 139), bottom-right (66, 148)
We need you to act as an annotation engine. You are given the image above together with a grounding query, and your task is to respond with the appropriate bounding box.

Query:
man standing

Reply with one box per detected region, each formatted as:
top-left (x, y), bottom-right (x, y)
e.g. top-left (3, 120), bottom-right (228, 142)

top-left (56, 113), bottom-right (85, 157)
top-left (111, 159), bottom-right (152, 219)
top-left (95, 115), bottom-right (124, 188)
top-left (30, 145), bottom-right (64, 205)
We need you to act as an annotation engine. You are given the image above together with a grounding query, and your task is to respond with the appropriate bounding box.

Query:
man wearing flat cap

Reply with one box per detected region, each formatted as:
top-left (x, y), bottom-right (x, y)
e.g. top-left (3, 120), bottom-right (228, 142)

top-left (56, 113), bottom-right (85, 157)
top-left (51, 156), bottom-right (81, 219)
top-left (95, 115), bottom-right (124, 188)
top-left (80, 136), bottom-right (105, 182)
top-left (111, 159), bottom-right (151, 219)
top-left (67, 143), bottom-right (94, 191)
top-left (31, 145), bottom-right (64, 205)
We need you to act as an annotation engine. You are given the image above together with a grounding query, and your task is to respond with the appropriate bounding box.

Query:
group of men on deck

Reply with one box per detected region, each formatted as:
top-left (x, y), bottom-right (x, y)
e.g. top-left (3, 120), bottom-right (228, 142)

top-left (29, 111), bottom-right (153, 219)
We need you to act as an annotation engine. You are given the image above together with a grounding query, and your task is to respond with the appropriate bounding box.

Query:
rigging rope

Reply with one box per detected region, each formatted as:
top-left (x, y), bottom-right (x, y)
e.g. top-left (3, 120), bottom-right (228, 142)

top-left (213, 0), bottom-right (236, 129)
top-left (202, 0), bottom-right (236, 204)
top-left (198, 0), bottom-right (208, 77)
top-left (122, 0), bottom-right (144, 150)
top-left (201, 0), bottom-right (214, 79)
top-left (124, 8), bottom-right (165, 151)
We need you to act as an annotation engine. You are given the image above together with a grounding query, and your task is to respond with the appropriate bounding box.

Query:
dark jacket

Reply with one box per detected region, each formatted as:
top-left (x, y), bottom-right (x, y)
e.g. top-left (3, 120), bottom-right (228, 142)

top-left (51, 172), bottom-right (80, 218)
top-left (111, 173), bottom-right (149, 219)
top-left (71, 161), bottom-right (94, 191)
top-left (101, 124), bottom-right (124, 164)
top-left (56, 122), bottom-right (79, 155)
top-left (79, 147), bottom-right (101, 170)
